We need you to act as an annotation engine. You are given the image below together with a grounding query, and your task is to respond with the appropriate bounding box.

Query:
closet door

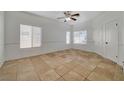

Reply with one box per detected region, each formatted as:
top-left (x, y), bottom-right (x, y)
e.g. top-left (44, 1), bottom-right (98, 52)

top-left (105, 20), bottom-right (118, 63)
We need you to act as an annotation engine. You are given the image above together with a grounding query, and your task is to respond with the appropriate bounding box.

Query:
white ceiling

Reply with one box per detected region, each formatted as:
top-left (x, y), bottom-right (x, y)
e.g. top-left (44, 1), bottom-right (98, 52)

top-left (27, 11), bottom-right (102, 25)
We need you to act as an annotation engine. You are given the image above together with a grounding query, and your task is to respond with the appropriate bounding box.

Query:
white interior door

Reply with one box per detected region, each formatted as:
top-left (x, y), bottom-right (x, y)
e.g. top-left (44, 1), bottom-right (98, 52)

top-left (105, 20), bottom-right (118, 63)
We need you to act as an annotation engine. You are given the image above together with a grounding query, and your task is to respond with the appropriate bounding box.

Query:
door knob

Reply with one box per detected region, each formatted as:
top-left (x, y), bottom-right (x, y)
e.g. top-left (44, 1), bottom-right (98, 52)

top-left (105, 42), bottom-right (108, 44)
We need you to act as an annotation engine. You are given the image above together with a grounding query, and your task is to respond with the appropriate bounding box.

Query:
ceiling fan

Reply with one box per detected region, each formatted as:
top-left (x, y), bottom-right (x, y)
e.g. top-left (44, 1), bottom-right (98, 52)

top-left (57, 11), bottom-right (80, 22)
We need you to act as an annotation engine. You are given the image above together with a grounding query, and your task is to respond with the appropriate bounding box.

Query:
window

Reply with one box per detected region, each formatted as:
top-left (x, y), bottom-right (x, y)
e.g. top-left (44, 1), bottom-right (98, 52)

top-left (20, 24), bottom-right (41, 48)
top-left (66, 31), bottom-right (71, 44)
top-left (20, 25), bottom-right (32, 48)
top-left (32, 26), bottom-right (41, 47)
top-left (73, 31), bottom-right (87, 44)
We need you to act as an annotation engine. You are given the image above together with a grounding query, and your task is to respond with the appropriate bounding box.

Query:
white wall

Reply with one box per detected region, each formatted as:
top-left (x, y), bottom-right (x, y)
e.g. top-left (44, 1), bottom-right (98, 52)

top-left (118, 12), bottom-right (124, 67)
top-left (4, 11), bottom-right (124, 68)
top-left (92, 12), bottom-right (124, 66)
top-left (73, 12), bottom-right (124, 68)
top-left (5, 11), bottom-right (71, 61)
top-left (0, 11), bottom-right (4, 66)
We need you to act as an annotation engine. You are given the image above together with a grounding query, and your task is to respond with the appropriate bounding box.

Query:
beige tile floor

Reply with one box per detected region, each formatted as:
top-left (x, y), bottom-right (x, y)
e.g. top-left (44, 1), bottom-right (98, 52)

top-left (0, 49), bottom-right (124, 81)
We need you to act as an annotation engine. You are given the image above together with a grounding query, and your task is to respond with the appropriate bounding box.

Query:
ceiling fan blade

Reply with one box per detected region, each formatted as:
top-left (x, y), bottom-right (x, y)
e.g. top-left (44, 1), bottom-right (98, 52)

top-left (71, 18), bottom-right (77, 21)
top-left (71, 13), bottom-right (80, 17)
top-left (57, 17), bottom-right (65, 19)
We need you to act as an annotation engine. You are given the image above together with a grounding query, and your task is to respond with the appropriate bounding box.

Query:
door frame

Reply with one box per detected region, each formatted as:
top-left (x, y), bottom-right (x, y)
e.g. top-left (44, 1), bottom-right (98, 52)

top-left (104, 19), bottom-right (119, 63)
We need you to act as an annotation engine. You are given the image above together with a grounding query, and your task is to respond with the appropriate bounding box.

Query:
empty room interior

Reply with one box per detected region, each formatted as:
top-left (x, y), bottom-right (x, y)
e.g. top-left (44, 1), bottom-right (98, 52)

top-left (0, 11), bottom-right (124, 81)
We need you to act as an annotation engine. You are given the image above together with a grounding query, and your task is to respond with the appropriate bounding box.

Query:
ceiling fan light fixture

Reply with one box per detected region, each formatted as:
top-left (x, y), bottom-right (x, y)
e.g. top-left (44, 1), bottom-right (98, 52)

top-left (65, 17), bottom-right (71, 21)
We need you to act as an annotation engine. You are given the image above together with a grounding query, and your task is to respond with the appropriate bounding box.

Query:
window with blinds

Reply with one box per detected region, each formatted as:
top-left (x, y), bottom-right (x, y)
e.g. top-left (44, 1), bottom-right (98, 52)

top-left (66, 31), bottom-right (71, 44)
top-left (73, 31), bottom-right (87, 44)
top-left (20, 24), bottom-right (41, 48)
